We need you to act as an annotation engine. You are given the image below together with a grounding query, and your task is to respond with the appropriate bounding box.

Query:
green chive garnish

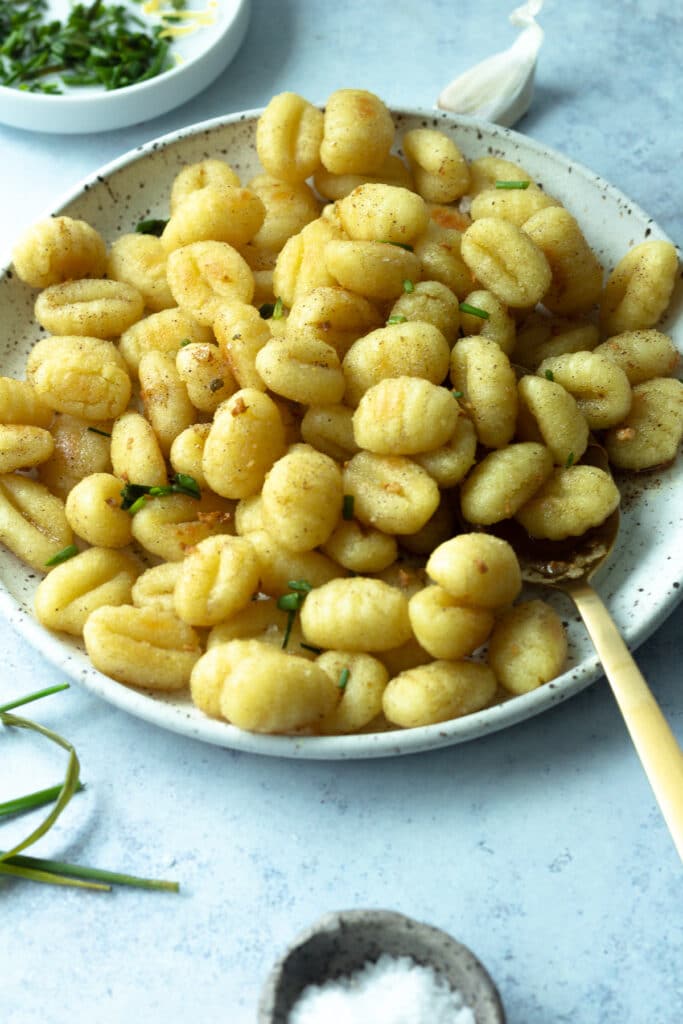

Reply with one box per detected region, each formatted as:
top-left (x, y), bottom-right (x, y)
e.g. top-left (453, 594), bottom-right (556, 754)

top-left (451, 390), bottom-right (464, 399)
top-left (338, 668), bottom-right (350, 690)
top-left (565, 451), bottom-right (575, 468)
top-left (0, 1), bottom-right (179, 95)
top-left (544, 369), bottom-right (555, 381)
top-left (380, 240), bottom-right (414, 251)
top-left (44, 544), bottom-right (78, 567)
top-left (342, 495), bottom-right (355, 520)
top-left (179, 338), bottom-right (192, 347)
top-left (387, 315), bottom-right (408, 325)
top-left (127, 494), bottom-right (149, 515)
top-left (276, 580), bottom-right (312, 649)
top-left (277, 592), bottom-right (302, 612)
top-left (459, 302), bottom-right (490, 320)
top-left (402, 279), bottom-right (415, 293)
top-left (287, 580), bottom-right (313, 594)
top-left (272, 296), bottom-right (285, 319)
top-left (135, 219), bottom-right (168, 236)
top-left (495, 180), bottom-right (531, 189)
top-left (300, 642), bottom-right (323, 655)
top-left (121, 474), bottom-right (200, 512)
top-left (172, 473), bottom-right (201, 499)
top-left (281, 610), bottom-right (296, 649)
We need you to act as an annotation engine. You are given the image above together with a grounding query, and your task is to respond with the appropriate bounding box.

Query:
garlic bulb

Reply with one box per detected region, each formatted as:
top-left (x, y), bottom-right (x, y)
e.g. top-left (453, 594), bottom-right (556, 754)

top-left (437, 1), bottom-right (544, 127)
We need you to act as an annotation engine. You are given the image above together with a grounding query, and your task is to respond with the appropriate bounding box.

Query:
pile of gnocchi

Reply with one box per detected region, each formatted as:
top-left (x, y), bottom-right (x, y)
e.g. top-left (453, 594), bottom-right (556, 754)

top-left (2, 87), bottom-right (682, 737)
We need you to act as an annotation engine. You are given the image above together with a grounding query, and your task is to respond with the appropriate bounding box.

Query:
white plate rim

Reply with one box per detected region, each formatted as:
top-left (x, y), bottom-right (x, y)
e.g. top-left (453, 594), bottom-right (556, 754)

top-left (0, 105), bottom-right (681, 760)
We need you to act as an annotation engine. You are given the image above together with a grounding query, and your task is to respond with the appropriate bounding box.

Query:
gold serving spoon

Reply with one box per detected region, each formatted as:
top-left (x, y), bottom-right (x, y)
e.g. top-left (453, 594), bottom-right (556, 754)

top-left (488, 448), bottom-right (683, 862)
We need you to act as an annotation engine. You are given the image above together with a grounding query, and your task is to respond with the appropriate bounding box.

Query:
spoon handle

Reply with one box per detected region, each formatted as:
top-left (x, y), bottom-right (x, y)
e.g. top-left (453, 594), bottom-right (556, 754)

top-left (567, 580), bottom-right (683, 862)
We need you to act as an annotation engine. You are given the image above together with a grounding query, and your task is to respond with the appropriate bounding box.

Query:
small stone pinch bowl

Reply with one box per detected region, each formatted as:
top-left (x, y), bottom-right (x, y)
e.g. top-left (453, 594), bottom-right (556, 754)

top-left (258, 908), bottom-right (505, 1023)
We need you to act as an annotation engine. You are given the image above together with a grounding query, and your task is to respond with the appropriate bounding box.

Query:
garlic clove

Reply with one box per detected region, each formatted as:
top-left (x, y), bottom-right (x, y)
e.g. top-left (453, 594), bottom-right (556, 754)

top-left (437, 1), bottom-right (544, 128)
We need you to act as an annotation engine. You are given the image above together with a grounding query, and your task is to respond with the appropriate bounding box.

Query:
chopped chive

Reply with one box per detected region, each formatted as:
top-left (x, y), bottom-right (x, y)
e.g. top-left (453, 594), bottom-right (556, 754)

top-left (451, 389), bottom-right (464, 399)
top-left (127, 495), bottom-right (149, 515)
top-left (565, 451), bottom-right (575, 468)
top-left (402, 279), bottom-right (415, 293)
top-left (277, 580), bottom-right (312, 648)
top-left (44, 544), bottom-right (78, 567)
top-left (459, 302), bottom-right (490, 320)
top-left (0, 1), bottom-right (179, 94)
top-left (387, 314), bottom-right (408, 325)
top-left (135, 218), bottom-right (168, 236)
top-left (281, 609), bottom-right (296, 650)
top-left (87, 426), bottom-right (111, 437)
top-left (300, 642), bottom-right (322, 655)
top-left (277, 592), bottom-right (302, 612)
top-left (342, 494), bottom-right (355, 520)
top-left (272, 296), bottom-right (285, 320)
top-left (121, 474), bottom-right (200, 512)
top-left (287, 579), bottom-right (313, 593)
top-left (544, 369), bottom-right (555, 381)
top-left (171, 473), bottom-right (201, 499)
top-left (494, 180), bottom-right (531, 189)
top-left (259, 302), bottom-right (275, 319)
top-left (380, 240), bottom-right (414, 251)
top-left (179, 337), bottom-right (192, 347)
top-left (338, 667), bottom-right (350, 690)
top-left (120, 482), bottom-right (151, 511)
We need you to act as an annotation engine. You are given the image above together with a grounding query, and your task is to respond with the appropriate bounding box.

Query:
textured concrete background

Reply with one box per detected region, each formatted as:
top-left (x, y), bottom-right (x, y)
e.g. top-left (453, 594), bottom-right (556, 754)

top-left (1, 2), bottom-right (681, 1021)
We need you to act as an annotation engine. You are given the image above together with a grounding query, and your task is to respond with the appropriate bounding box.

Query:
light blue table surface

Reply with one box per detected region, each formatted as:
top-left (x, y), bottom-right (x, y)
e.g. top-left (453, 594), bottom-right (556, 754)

top-left (1, 2), bottom-right (681, 1022)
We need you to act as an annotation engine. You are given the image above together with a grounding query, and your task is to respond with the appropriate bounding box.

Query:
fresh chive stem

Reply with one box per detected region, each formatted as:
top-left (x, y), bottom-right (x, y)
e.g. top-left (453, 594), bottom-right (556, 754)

top-left (0, 682), bottom-right (69, 714)
top-left (342, 495), bottom-right (355, 520)
top-left (1, 852), bottom-right (179, 892)
top-left (338, 667), bottom-right (350, 690)
top-left (0, 781), bottom-right (84, 819)
top-left (0, 860), bottom-right (110, 891)
top-left (386, 315), bottom-right (407, 325)
top-left (0, 711), bottom-right (81, 863)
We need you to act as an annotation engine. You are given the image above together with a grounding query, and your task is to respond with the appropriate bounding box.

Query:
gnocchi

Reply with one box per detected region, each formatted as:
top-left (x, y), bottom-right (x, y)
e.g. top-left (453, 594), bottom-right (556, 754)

top-left (4, 85), bottom-right (681, 742)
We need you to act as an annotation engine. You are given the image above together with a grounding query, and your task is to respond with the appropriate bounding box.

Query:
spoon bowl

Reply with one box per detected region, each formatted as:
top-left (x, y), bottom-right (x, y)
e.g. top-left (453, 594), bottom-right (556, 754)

top-left (483, 445), bottom-right (683, 861)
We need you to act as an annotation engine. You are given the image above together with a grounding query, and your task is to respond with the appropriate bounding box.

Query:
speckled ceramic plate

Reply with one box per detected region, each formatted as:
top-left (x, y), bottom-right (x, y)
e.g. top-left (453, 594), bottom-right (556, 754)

top-left (0, 0), bottom-right (251, 134)
top-left (0, 108), bottom-right (681, 759)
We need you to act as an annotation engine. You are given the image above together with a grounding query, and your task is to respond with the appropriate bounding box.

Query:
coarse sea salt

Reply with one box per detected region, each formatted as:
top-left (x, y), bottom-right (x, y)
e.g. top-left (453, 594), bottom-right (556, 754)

top-left (287, 953), bottom-right (476, 1024)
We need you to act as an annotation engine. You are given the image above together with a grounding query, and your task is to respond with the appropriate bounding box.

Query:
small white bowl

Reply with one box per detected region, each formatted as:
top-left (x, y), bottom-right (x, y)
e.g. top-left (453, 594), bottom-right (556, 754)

top-left (0, 0), bottom-right (251, 134)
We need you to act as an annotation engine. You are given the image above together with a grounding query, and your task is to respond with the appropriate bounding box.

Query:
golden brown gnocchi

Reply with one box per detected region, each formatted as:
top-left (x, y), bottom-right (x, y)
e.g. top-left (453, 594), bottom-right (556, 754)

top-left (5, 85), bottom-right (681, 743)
